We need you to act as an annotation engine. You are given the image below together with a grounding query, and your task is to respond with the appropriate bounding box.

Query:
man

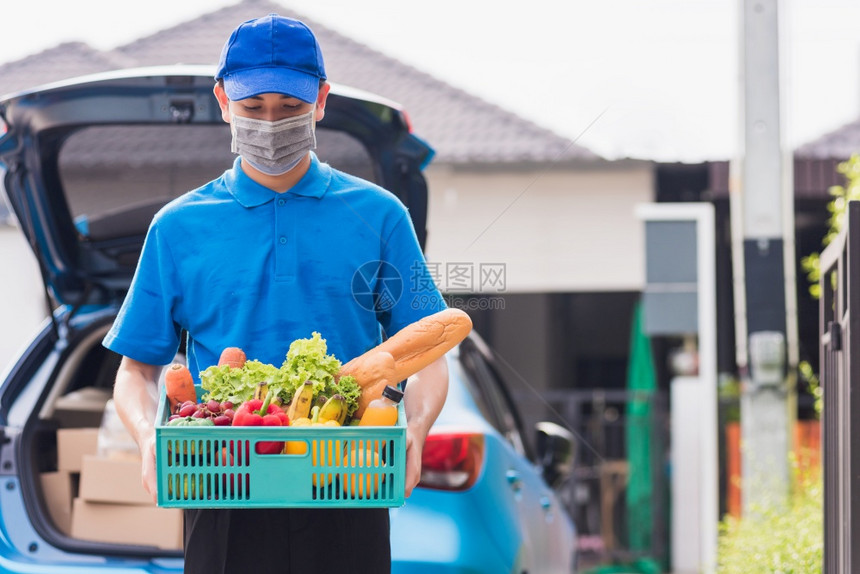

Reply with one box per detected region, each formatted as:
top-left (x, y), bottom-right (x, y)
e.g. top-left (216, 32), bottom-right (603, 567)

top-left (105, 13), bottom-right (448, 573)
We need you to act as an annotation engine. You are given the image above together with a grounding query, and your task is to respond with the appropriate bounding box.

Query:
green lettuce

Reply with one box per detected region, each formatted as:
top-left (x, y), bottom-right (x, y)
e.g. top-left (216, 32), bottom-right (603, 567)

top-left (330, 374), bottom-right (361, 417)
top-left (278, 333), bottom-right (362, 416)
top-left (280, 332), bottom-right (340, 388)
top-left (200, 360), bottom-right (281, 405)
top-left (199, 333), bottom-right (362, 418)
top-left (199, 364), bottom-right (253, 405)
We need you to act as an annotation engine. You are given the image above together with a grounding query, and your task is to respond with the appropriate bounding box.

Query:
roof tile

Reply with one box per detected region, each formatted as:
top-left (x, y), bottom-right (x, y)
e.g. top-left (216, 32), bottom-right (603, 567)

top-left (0, 42), bottom-right (135, 97)
top-left (796, 119), bottom-right (860, 161)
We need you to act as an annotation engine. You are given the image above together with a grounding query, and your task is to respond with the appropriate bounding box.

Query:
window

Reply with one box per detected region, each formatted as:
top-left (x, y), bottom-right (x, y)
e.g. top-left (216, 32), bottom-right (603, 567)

top-left (459, 343), bottom-right (529, 457)
top-left (58, 125), bottom-right (377, 243)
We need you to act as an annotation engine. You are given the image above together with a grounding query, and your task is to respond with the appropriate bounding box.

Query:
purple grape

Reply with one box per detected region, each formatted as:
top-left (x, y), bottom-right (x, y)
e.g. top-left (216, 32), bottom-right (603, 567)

top-left (178, 403), bottom-right (197, 418)
top-left (222, 401), bottom-right (233, 411)
top-left (223, 408), bottom-right (235, 420)
top-left (207, 399), bottom-right (221, 413)
top-left (168, 414), bottom-right (180, 421)
top-left (213, 415), bottom-right (231, 426)
top-left (192, 409), bottom-right (205, 419)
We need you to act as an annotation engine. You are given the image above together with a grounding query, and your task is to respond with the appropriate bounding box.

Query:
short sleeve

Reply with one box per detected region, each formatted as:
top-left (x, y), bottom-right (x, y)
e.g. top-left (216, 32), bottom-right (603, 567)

top-left (102, 221), bottom-right (182, 365)
top-left (376, 211), bottom-right (447, 336)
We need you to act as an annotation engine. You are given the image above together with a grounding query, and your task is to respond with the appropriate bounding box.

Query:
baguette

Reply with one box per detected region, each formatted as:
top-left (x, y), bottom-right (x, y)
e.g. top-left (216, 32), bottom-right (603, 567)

top-left (340, 351), bottom-right (397, 418)
top-left (377, 308), bottom-right (472, 382)
top-left (339, 308), bottom-right (473, 416)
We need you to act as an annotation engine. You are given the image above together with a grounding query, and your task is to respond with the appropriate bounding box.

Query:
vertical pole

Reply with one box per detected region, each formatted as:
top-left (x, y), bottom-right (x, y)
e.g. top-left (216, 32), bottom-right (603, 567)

top-left (670, 376), bottom-right (702, 573)
top-left (734, 0), bottom-right (794, 512)
top-left (697, 205), bottom-right (718, 573)
top-left (740, 0), bottom-right (786, 321)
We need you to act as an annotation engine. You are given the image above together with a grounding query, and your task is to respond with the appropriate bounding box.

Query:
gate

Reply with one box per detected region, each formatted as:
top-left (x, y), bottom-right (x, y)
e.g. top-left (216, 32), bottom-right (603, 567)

top-left (820, 199), bottom-right (860, 573)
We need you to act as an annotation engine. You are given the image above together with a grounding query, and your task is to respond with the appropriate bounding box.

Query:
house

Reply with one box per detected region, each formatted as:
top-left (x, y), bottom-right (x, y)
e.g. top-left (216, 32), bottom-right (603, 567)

top-left (0, 0), bottom-right (654, 399)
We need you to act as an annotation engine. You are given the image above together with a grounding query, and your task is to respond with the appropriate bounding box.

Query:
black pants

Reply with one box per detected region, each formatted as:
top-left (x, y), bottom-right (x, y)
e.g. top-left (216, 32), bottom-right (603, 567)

top-left (183, 507), bottom-right (391, 574)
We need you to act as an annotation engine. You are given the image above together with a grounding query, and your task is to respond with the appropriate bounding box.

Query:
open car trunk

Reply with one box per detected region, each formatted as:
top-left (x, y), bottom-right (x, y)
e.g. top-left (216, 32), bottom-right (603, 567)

top-left (18, 310), bottom-right (189, 557)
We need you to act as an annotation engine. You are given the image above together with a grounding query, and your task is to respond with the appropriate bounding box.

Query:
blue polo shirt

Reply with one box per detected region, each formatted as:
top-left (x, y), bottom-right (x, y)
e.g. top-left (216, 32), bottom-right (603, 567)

top-left (103, 154), bottom-right (445, 380)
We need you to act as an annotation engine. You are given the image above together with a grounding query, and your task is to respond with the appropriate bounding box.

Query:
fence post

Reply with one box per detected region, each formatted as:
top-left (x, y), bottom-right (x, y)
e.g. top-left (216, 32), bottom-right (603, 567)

top-left (819, 199), bottom-right (860, 572)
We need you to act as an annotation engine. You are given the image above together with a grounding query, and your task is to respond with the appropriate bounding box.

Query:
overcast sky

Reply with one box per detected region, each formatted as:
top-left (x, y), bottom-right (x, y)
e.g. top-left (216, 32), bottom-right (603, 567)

top-left (2, 0), bottom-right (859, 162)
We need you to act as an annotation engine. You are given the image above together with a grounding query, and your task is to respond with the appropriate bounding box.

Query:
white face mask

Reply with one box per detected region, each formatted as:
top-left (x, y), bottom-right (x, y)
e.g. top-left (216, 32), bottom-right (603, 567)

top-left (230, 109), bottom-right (317, 176)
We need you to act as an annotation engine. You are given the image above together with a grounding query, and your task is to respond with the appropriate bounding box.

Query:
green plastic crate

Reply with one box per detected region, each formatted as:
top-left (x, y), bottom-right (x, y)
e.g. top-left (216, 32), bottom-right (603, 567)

top-left (155, 386), bottom-right (406, 508)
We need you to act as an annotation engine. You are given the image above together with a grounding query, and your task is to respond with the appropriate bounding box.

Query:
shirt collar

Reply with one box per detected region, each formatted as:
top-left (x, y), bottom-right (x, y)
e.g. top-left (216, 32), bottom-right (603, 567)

top-left (224, 152), bottom-right (331, 208)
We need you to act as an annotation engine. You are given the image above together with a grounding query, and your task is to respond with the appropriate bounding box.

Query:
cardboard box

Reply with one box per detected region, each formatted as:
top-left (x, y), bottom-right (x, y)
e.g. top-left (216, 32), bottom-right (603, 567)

top-left (79, 455), bottom-right (152, 505)
top-left (53, 387), bottom-right (111, 428)
top-left (71, 498), bottom-right (182, 550)
top-left (57, 428), bottom-right (99, 472)
top-left (40, 471), bottom-right (73, 534)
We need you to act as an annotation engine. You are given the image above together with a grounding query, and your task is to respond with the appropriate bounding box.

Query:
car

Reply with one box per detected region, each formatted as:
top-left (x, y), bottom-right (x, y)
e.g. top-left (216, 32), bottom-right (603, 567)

top-left (0, 67), bottom-right (577, 572)
top-left (392, 334), bottom-right (578, 573)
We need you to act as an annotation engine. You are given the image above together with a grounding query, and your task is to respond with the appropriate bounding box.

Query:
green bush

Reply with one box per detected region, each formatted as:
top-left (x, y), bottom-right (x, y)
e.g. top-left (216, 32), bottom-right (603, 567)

top-left (717, 471), bottom-right (822, 573)
top-left (801, 153), bottom-right (860, 298)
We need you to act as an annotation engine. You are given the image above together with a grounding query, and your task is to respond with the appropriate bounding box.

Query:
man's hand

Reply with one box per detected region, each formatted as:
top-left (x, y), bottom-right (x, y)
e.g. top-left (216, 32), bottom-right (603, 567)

top-left (113, 357), bottom-right (161, 503)
top-left (402, 355), bottom-right (448, 498)
top-left (140, 432), bottom-right (158, 503)
top-left (404, 426), bottom-right (426, 497)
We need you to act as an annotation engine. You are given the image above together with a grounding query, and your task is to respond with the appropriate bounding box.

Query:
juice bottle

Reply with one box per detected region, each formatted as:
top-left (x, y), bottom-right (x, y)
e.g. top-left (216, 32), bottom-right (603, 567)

top-left (358, 385), bottom-right (403, 426)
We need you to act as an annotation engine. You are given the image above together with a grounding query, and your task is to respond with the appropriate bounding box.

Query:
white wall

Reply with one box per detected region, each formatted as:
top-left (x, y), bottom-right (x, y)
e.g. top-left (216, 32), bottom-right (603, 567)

top-left (424, 161), bottom-right (653, 293)
top-left (0, 223), bottom-right (47, 371)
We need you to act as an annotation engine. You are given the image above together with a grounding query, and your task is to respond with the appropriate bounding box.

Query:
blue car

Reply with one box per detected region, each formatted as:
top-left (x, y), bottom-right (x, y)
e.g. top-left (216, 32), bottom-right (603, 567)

top-left (0, 67), bottom-right (577, 572)
top-left (391, 335), bottom-right (577, 572)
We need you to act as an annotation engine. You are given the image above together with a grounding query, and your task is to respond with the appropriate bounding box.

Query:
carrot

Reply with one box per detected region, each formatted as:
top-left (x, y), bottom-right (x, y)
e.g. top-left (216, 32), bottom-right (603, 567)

top-left (218, 347), bottom-right (247, 369)
top-left (165, 363), bottom-right (196, 412)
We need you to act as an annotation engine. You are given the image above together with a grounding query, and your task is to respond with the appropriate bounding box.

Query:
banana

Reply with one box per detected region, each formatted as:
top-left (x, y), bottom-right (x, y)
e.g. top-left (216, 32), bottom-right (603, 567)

top-left (253, 381), bottom-right (268, 401)
top-left (318, 394), bottom-right (347, 426)
top-left (335, 398), bottom-right (347, 425)
top-left (287, 381), bottom-right (314, 421)
top-left (314, 394), bottom-right (328, 410)
top-left (254, 380), bottom-right (282, 407)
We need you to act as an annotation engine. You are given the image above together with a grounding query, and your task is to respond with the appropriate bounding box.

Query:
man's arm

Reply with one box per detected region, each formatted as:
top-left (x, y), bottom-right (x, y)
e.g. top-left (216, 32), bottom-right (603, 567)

top-left (113, 356), bottom-right (161, 502)
top-left (402, 355), bottom-right (449, 497)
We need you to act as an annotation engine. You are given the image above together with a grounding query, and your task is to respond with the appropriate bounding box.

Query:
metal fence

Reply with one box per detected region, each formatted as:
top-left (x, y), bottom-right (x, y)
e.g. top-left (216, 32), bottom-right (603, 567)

top-left (514, 388), bottom-right (671, 569)
top-left (819, 199), bottom-right (860, 573)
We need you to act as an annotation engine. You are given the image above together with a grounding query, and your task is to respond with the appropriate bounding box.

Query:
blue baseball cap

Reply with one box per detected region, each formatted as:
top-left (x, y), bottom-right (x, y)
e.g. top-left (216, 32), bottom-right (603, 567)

top-left (215, 14), bottom-right (326, 103)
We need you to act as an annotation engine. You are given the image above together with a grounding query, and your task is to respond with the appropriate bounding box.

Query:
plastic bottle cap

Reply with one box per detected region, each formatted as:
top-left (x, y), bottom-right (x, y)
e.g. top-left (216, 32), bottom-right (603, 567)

top-left (382, 385), bottom-right (404, 403)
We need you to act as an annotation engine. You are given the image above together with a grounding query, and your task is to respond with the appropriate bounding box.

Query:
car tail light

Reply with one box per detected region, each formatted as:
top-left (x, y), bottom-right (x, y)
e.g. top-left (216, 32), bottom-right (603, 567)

top-left (419, 432), bottom-right (485, 491)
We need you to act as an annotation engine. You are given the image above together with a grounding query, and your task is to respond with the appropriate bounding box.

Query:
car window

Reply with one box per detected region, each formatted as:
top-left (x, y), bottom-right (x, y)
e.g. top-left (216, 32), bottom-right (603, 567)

top-left (57, 124), bottom-right (378, 242)
top-left (458, 349), bottom-right (501, 428)
top-left (459, 345), bottom-right (528, 457)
